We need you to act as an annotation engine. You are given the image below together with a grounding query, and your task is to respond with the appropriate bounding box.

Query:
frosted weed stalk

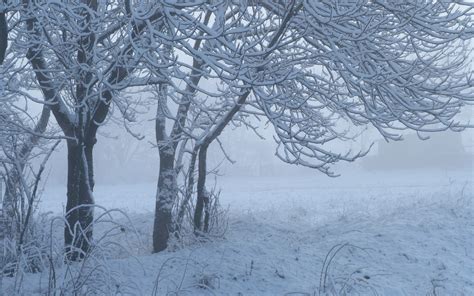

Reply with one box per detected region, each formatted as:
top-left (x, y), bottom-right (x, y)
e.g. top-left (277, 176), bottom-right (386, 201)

top-left (2, 205), bottom-right (145, 295)
top-left (171, 187), bottom-right (229, 250)
top-left (318, 243), bottom-right (378, 296)
top-left (152, 253), bottom-right (219, 296)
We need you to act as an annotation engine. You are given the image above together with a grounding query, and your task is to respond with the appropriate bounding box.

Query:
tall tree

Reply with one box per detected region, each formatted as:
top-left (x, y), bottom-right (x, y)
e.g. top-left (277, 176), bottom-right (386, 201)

top-left (149, 0), bottom-right (473, 250)
top-left (10, 0), bottom-right (168, 260)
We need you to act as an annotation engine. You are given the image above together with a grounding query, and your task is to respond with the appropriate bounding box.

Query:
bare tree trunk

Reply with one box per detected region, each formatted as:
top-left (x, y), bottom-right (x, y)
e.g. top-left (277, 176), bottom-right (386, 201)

top-left (0, 11), bottom-right (7, 64)
top-left (153, 83), bottom-right (177, 252)
top-left (176, 145), bottom-right (199, 231)
top-left (192, 92), bottom-right (249, 232)
top-left (64, 138), bottom-right (95, 261)
top-left (153, 147), bottom-right (177, 252)
top-left (151, 15), bottom-right (210, 250)
top-left (194, 144), bottom-right (209, 232)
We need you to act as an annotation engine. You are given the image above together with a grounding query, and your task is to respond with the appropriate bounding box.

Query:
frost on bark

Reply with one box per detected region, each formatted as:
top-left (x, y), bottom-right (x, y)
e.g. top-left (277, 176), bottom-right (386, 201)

top-left (153, 149), bottom-right (177, 252)
top-left (64, 139), bottom-right (95, 261)
top-left (193, 144), bottom-right (209, 233)
top-left (153, 81), bottom-right (178, 252)
top-left (17, 0), bottom-right (136, 260)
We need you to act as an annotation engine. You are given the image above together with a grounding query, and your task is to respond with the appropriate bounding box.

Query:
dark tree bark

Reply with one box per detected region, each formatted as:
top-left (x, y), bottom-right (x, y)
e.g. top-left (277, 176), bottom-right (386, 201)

top-left (190, 4), bottom-right (297, 231)
top-left (151, 13), bottom-right (211, 251)
top-left (153, 147), bottom-right (177, 252)
top-left (193, 144), bottom-right (209, 232)
top-left (21, 0), bottom-right (165, 259)
top-left (64, 138), bottom-right (95, 261)
top-left (0, 12), bottom-right (7, 64)
top-left (153, 83), bottom-right (178, 253)
top-left (192, 92), bottom-right (249, 232)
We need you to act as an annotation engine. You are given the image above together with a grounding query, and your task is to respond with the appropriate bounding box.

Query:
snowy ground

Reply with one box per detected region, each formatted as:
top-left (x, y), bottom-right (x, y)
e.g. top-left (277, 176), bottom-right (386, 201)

top-left (3, 168), bottom-right (473, 295)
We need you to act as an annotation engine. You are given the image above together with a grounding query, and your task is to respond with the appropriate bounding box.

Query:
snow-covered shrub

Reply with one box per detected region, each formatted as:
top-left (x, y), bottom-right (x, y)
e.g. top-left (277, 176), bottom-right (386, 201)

top-left (171, 186), bottom-right (228, 250)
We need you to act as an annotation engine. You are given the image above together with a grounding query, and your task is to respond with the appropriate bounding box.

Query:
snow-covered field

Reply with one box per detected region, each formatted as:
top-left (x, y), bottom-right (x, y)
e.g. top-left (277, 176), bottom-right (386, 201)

top-left (3, 168), bottom-right (473, 295)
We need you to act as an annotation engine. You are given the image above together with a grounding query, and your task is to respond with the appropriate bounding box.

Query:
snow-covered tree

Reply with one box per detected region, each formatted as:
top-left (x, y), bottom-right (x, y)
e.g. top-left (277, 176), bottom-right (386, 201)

top-left (0, 20), bottom-right (53, 242)
top-left (144, 0), bottom-right (305, 250)
top-left (253, 0), bottom-right (473, 174)
top-left (148, 0), bottom-right (473, 251)
top-left (2, 0), bottom-right (472, 258)
top-left (3, 0), bottom-right (172, 260)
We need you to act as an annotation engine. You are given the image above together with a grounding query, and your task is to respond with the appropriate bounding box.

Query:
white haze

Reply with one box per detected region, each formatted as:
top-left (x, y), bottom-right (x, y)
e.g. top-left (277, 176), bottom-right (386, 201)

top-left (41, 106), bottom-right (473, 187)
